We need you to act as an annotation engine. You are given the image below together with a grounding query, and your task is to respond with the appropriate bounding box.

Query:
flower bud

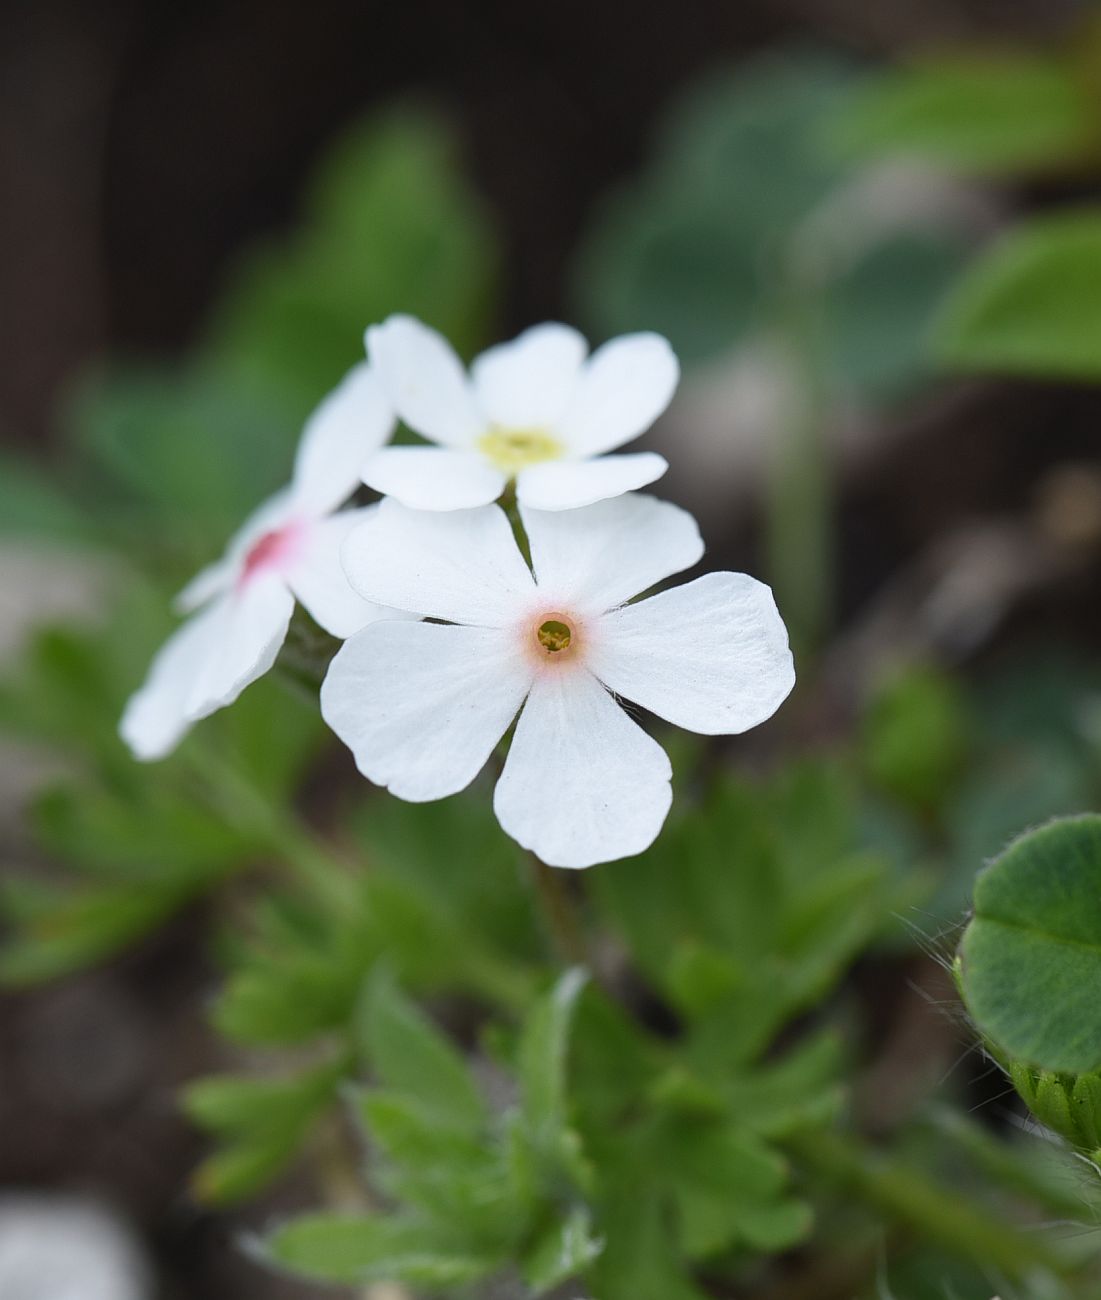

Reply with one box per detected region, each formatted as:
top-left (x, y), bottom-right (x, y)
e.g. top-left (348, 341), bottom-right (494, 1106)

top-left (1008, 1061), bottom-right (1101, 1162)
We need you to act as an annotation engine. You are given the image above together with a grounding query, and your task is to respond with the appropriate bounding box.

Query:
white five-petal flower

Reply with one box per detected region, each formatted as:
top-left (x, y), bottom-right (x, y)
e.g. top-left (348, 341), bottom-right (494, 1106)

top-left (360, 315), bottom-right (678, 513)
top-left (321, 494), bottom-right (795, 869)
top-left (120, 364), bottom-right (400, 761)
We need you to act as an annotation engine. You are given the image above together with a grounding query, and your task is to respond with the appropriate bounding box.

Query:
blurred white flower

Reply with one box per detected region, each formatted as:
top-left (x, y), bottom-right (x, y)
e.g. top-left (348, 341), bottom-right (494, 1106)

top-left (322, 495), bottom-right (794, 868)
top-left (120, 363), bottom-right (399, 761)
top-left (361, 315), bottom-right (677, 512)
top-left (0, 1193), bottom-right (150, 1300)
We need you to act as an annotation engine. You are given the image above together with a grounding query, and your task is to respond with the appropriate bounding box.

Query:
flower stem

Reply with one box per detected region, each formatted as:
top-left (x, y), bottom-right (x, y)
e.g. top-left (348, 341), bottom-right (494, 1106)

top-left (789, 1129), bottom-right (1072, 1281)
top-left (530, 854), bottom-right (588, 968)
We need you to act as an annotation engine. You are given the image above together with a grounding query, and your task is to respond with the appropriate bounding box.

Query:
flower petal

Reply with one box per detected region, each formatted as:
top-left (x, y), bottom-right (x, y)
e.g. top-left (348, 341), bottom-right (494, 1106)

top-left (520, 493), bottom-right (703, 616)
top-left (291, 362), bottom-right (394, 516)
top-left (360, 445), bottom-right (506, 511)
top-left (175, 557), bottom-right (235, 614)
top-left (515, 451), bottom-right (668, 511)
top-left (494, 668), bottom-right (672, 868)
top-left (184, 574), bottom-right (295, 720)
top-left (470, 323), bottom-right (587, 430)
top-left (119, 604), bottom-right (222, 761)
top-left (321, 621), bottom-right (533, 801)
top-left (366, 314), bottom-right (484, 448)
top-left (175, 486), bottom-right (296, 612)
top-left (555, 331), bottom-right (679, 456)
top-left (588, 571), bottom-right (795, 735)
top-left (284, 508), bottom-right (406, 638)
top-left (342, 498), bottom-right (535, 626)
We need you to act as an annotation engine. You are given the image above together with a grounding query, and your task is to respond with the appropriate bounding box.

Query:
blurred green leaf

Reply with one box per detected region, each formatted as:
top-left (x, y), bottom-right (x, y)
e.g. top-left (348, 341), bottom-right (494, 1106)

top-left (209, 109), bottom-right (499, 416)
top-left (0, 882), bottom-right (192, 985)
top-left (358, 967), bottom-right (487, 1132)
top-left (523, 1204), bottom-right (603, 1293)
top-left (0, 453), bottom-right (95, 543)
top-left (518, 967), bottom-right (588, 1144)
top-left (936, 210), bottom-right (1101, 379)
top-left (832, 53), bottom-right (1095, 174)
top-left (862, 664), bottom-right (971, 812)
top-left (183, 1057), bottom-right (346, 1204)
top-left (261, 1212), bottom-right (502, 1287)
top-left (959, 815), bottom-right (1101, 1073)
top-left (574, 47), bottom-right (969, 400)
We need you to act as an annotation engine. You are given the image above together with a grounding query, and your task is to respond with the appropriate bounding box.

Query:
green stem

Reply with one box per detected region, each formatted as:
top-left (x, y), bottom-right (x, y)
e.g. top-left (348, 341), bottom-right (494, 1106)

top-left (789, 1129), bottom-right (1072, 1281)
top-left (764, 291), bottom-right (834, 664)
top-left (530, 854), bottom-right (588, 968)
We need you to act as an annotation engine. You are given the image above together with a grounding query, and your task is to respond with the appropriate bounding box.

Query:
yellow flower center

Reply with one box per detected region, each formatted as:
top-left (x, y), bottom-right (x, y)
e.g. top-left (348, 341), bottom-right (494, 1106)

top-left (478, 426), bottom-right (563, 475)
top-left (537, 619), bottom-right (573, 653)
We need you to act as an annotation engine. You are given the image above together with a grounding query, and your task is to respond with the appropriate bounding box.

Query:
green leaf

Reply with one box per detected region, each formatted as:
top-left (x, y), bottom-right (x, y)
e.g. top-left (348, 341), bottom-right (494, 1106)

top-left (352, 1088), bottom-right (525, 1249)
top-left (261, 1213), bottom-right (502, 1287)
top-left (209, 109), bottom-right (499, 415)
top-left (862, 663), bottom-right (971, 811)
top-left (183, 1058), bottom-right (345, 1203)
top-left (831, 54), bottom-right (1095, 174)
top-left (589, 1183), bottom-right (710, 1300)
top-left (0, 452), bottom-right (95, 543)
top-left (574, 47), bottom-right (969, 399)
top-left (523, 1205), bottom-right (603, 1293)
top-left (518, 967), bottom-right (588, 1141)
top-left (0, 883), bottom-right (185, 986)
top-left (936, 210), bottom-right (1101, 380)
top-left (359, 967), bottom-right (486, 1132)
top-left (959, 815), bottom-right (1101, 1072)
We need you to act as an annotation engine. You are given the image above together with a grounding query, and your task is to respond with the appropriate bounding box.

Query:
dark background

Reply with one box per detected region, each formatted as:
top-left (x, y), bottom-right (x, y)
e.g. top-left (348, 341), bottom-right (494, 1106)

top-left (0, 1), bottom-right (1096, 1296)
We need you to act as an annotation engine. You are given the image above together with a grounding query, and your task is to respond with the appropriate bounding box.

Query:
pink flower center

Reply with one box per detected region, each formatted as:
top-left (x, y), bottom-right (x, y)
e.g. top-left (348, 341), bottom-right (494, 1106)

top-left (239, 523), bottom-right (302, 587)
top-left (523, 609), bottom-right (584, 670)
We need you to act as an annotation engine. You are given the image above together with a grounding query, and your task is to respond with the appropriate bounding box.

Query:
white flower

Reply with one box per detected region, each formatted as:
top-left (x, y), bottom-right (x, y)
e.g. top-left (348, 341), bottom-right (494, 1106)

top-left (321, 495), bottom-right (795, 868)
top-left (120, 363), bottom-right (400, 761)
top-left (360, 315), bottom-right (678, 512)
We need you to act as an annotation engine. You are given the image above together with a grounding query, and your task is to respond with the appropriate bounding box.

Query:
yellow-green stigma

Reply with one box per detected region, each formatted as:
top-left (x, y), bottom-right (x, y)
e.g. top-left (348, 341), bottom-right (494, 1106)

top-left (537, 619), bottom-right (572, 654)
top-left (478, 426), bottom-right (563, 475)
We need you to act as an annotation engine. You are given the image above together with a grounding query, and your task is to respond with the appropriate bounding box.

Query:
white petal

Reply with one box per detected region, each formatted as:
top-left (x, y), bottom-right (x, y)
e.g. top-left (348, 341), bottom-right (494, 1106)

top-left (184, 574), bottom-right (295, 720)
top-left (321, 621), bottom-right (533, 801)
top-left (119, 605), bottom-right (221, 761)
top-left (291, 363), bottom-right (394, 516)
top-left (520, 493), bottom-right (703, 616)
top-left (341, 498), bottom-right (535, 626)
top-left (360, 445), bottom-right (506, 511)
top-left (515, 451), bottom-right (668, 511)
top-left (175, 557), bottom-right (235, 614)
top-left (470, 323), bottom-right (588, 430)
top-left (284, 508), bottom-right (405, 639)
top-left (175, 487), bottom-right (296, 613)
top-left (555, 332), bottom-right (679, 456)
top-left (366, 315), bottom-right (484, 448)
top-left (588, 571), bottom-right (795, 735)
top-left (493, 669), bottom-right (672, 869)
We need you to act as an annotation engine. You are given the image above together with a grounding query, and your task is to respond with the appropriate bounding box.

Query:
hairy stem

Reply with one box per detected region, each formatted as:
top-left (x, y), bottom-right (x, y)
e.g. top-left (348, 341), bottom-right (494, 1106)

top-left (790, 1129), bottom-right (1073, 1281)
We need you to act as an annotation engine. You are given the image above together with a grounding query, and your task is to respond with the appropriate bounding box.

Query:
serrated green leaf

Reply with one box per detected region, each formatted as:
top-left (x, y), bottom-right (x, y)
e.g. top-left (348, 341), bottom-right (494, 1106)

top-left (262, 1213), bottom-right (502, 1287)
top-left (353, 1088), bottom-right (525, 1247)
top-left (936, 210), bottom-right (1101, 380)
top-left (359, 967), bottom-right (486, 1131)
top-left (959, 815), bottom-right (1101, 1072)
top-left (183, 1058), bottom-right (345, 1204)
